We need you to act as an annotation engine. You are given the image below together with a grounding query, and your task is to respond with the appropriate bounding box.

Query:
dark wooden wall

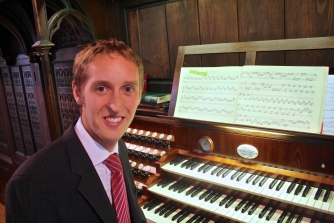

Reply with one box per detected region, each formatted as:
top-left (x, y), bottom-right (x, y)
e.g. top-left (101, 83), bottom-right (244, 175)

top-left (124, 0), bottom-right (334, 92)
top-left (0, 0), bottom-right (333, 205)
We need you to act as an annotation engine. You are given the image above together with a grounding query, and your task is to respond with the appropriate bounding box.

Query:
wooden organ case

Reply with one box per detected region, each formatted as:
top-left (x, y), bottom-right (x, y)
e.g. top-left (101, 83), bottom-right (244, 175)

top-left (124, 37), bottom-right (334, 223)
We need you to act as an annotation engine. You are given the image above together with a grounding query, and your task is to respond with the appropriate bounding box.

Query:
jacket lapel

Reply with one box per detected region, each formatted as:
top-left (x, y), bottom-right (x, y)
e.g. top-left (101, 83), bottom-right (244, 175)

top-left (61, 124), bottom-right (118, 222)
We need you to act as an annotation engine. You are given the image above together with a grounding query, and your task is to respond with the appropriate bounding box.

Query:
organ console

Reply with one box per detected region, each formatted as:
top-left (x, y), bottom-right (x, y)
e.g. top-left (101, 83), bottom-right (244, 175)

top-left (125, 37), bottom-right (334, 222)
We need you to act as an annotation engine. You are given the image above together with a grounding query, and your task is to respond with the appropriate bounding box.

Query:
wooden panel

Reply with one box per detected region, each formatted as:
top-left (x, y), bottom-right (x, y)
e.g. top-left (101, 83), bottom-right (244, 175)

top-left (238, 0), bottom-right (285, 65)
top-left (127, 10), bottom-right (142, 58)
top-left (198, 0), bottom-right (239, 66)
top-left (166, 0), bottom-right (201, 73)
top-left (285, 0), bottom-right (334, 66)
top-left (138, 5), bottom-right (170, 79)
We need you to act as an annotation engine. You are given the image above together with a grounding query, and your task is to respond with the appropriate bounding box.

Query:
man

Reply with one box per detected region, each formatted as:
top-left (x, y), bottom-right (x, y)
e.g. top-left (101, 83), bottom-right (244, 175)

top-left (5, 39), bottom-right (147, 223)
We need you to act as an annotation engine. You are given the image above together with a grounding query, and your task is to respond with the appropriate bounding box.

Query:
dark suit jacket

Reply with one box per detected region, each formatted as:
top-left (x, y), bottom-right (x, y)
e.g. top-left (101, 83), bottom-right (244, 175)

top-left (5, 123), bottom-right (147, 223)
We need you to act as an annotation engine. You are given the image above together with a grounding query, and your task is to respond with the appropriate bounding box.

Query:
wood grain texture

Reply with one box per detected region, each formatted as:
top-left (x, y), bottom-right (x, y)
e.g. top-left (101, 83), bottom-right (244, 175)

top-left (285, 0), bottom-right (334, 66)
top-left (138, 5), bottom-right (170, 79)
top-left (198, 0), bottom-right (239, 66)
top-left (166, 0), bottom-right (201, 75)
top-left (238, 0), bottom-right (285, 65)
top-left (127, 10), bottom-right (142, 59)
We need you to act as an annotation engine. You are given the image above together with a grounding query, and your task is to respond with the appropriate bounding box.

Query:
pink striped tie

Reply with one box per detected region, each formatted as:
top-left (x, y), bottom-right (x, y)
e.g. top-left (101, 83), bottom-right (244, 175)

top-left (104, 153), bottom-right (131, 223)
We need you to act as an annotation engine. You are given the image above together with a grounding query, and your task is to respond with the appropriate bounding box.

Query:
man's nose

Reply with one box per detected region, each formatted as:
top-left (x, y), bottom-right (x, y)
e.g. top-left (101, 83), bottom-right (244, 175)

top-left (108, 92), bottom-right (123, 112)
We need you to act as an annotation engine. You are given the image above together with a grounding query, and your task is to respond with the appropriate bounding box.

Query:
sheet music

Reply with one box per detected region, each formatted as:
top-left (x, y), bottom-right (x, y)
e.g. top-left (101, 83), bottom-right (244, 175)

top-left (235, 66), bottom-right (328, 133)
top-left (323, 75), bottom-right (334, 135)
top-left (174, 67), bottom-right (241, 123)
top-left (174, 66), bottom-right (328, 134)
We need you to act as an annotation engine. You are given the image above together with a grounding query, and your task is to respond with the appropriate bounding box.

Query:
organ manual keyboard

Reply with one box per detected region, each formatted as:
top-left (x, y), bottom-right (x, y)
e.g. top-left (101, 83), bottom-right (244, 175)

top-left (124, 37), bottom-right (334, 222)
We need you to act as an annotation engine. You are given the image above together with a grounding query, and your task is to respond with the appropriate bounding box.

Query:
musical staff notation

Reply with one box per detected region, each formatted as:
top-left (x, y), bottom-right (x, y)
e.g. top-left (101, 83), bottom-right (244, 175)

top-left (174, 66), bottom-right (328, 134)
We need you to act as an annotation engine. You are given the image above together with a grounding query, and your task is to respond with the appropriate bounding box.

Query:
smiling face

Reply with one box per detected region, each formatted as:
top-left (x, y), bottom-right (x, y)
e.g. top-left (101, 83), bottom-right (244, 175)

top-left (72, 53), bottom-right (141, 151)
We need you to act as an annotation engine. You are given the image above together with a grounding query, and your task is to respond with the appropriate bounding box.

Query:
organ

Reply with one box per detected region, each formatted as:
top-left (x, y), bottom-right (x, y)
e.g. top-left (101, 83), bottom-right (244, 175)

top-left (125, 37), bottom-right (334, 222)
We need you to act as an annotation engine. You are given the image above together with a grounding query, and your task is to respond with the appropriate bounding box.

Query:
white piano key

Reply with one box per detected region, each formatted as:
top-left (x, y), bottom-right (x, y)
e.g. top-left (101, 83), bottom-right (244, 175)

top-left (320, 190), bottom-right (333, 213)
top-left (271, 180), bottom-right (288, 199)
top-left (254, 177), bottom-right (275, 195)
top-left (277, 181), bottom-right (292, 201)
top-left (178, 212), bottom-right (196, 223)
top-left (306, 186), bottom-right (319, 208)
top-left (314, 188), bottom-right (325, 210)
top-left (168, 208), bottom-right (184, 223)
top-left (186, 188), bottom-right (207, 207)
top-left (327, 191), bottom-right (334, 214)
top-left (224, 198), bottom-right (242, 218)
top-left (143, 202), bottom-right (165, 222)
top-left (243, 204), bottom-right (265, 222)
top-left (298, 186), bottom-right (314, 207)
top-left (292, 184), bottom-right (305, 204)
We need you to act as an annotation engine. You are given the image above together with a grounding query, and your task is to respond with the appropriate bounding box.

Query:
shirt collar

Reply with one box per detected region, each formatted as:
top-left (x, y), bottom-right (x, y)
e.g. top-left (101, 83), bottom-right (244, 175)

top-left (74, 117), bottom-right (119, 166)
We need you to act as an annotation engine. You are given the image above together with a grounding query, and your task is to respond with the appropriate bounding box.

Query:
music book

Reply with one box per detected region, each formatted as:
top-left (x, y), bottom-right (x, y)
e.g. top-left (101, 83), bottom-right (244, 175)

top-left (174, 66), bottom-right (329, 134)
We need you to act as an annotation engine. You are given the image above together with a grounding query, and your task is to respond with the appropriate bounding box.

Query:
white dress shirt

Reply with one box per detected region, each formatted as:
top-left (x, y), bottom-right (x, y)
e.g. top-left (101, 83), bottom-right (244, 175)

top-left (74, 117), bottom-right (118, 205)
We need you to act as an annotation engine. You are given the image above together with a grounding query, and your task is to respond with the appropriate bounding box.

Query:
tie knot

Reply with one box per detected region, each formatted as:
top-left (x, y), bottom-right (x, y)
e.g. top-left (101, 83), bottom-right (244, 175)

top-left (104, 153), bottom-right (123, 173)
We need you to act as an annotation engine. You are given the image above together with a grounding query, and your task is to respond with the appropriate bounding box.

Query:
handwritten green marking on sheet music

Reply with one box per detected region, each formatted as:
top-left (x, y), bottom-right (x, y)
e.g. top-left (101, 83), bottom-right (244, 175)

top-left (189, 70), bottom-right (208, 76)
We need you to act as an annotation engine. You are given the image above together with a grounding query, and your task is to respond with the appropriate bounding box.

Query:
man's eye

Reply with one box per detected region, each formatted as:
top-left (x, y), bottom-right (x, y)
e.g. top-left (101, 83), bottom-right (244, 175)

top-left (97, 87), bottom-right (106, 92)
top-left (124, 87), bottom-right (134, 93)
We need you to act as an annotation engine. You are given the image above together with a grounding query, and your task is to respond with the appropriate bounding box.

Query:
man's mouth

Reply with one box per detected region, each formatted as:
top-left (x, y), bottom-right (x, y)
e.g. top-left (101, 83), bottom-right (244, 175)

top-left (105, 117), bottom-right (122, 123)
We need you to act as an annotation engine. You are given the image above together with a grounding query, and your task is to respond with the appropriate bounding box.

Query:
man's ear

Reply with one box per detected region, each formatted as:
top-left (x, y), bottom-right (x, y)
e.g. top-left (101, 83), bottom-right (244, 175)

top-left (72, 81), bottom-right (83, 105)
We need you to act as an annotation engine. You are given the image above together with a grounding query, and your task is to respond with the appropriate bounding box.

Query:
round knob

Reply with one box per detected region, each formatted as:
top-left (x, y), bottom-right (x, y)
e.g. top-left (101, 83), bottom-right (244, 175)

top-left (321, 163), bottom-right (326, 168)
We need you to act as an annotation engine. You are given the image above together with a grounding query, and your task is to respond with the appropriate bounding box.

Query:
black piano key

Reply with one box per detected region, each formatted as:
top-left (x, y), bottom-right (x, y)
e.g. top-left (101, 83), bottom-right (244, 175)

top-left (323, 189), bottom-right (331, 202)
top-left (258, 205), bottom-right (270, 218)
top-left (178, 183), bottom-right (190, 193)
top-left (230, 169), bottom-right (241, 180)
top-left (186, 213), bottom-right (199, 223)
top-left (269, 178), bottom-right (278, 189)
top-left (168, 181), bottom-right (179, 191)
top-left (210, 192), bottom-right (222, 203)
top-left (235, 199), bottom-right (247, 211)
top-left (287, 182), bottom-right (296, 194)
top-left (259, 175), bottom-right (268, 187)
top-left (314, 188), bottom-right (323, 200)
top-left (266, 207), bottom-right (277, 220)
top-left (181, 159), bottom-right (194, 168)
top-left (199, 189), bottom-right (212, 200)
top-left (202, 163), bottom-right (215, 173)
top-left (191, 187), bottom-right (203, 197)
top-left (252, 174), bottom-right (262, 185)
top-left (286, 212), bottom-right (295, 223)
top-left (157, 178), bottom-right (167, 186)
top-left (194, 215), bottom-right (205, 223)
top-left (143, 199), bottom-right (158, 209)
top-left (310, 219), bottom-right (317, 223)
top-left (294, 184), bottom-right (304, 195)
top-left (302, 185), bottom-right (311, 197)
top-left (237, 170), bottom-right (247, 182)
top-left (154, 203), bottom-right (168, 214)
top-left (184, 160), bottom-right (197, 169)
top-left (216, 165), bottom-right (227, 177)
top-left (164, 206), bottom-right (178, 218)
top-left (173, 157), bottom-right (186, 166)
top-left (198, 162), bottom-right (210, 172)
top-left (147, 200), bottom-right (161, 211)
top-left (225, 196), bottom-right (237, 208)
top-left (172, 209), bottom-right (186, 221)
top-left (186, 186), bottom-right (199, 196)
top-left (190, 161), bottom-right (202, 170)
top-left (241, 201), bottom-right (252, 213)
top-left (276, 179), bottom-right (285, 191)
top-left (204, 190), bottom-right (218, 202)
top-left (248, 203), bottom-right (259, 215)
top-left (295, 215), bottom-right (303, 223)
top-left (161, 179), bottom-right (174, 188)
top-left (177, 210), bottom-right (190, 223)
top-left (159, 204), bottom-right (172, 216)
top-left (219, 195), bottom-right (231, 206)
top-left (211, 164), bottom-right (223, 175)
top-left (246, 173), bottom-right (256, 183)
top-left (222, 168), bottom-right (233, 178)
top-left (277, 210), bottom-right (288, 223)
top-left (201, 217), bottom-right (210, 223)
top-left (170, 156), bottom-right (182, 165)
